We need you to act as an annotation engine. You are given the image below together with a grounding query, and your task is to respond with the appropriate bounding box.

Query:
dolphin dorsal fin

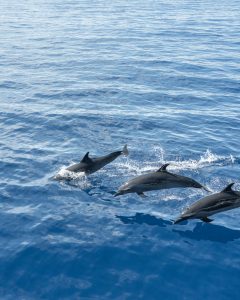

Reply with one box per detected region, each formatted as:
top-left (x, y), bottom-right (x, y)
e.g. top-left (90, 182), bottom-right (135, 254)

top-left (221, 183), bottom-right (235, 193)
top-left (157, 163), bottom-right (170, 172)
top-left (81, 152), bottom-right (92, 163)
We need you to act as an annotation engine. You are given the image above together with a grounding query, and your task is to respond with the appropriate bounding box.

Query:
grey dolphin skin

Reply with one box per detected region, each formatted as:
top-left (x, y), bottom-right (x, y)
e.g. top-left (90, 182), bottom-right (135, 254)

top-left (174, 183), bottom-right (240, 224)
top-left (65, 144), bottom-right (129, 175)
top-left (115, 163), bottom-right (209, 197)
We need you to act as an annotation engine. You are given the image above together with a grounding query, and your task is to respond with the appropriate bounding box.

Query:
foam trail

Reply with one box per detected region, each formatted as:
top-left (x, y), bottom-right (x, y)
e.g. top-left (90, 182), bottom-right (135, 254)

top-left (115, 149), bottom-right (236, 175)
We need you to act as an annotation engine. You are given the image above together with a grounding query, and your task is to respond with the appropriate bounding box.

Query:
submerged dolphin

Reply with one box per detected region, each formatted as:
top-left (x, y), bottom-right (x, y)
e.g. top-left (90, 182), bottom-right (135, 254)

top-left (64, 144), bottom-right (129, 175)
top-left (174, 183), bottom-right (240, 224)
top-left (115, 163), bottom-right (208, 197)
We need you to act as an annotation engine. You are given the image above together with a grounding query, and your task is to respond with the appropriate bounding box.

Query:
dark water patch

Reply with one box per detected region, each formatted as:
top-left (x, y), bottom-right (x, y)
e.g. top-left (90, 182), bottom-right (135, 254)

top-left (174, 222), bottom-right (240, 243)
top-left (116, 213), bottom-right (171, 227)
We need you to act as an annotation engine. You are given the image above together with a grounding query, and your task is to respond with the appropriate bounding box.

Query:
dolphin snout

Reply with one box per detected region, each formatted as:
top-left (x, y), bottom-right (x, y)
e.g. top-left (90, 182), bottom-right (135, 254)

top-left (201, 186), bottom-right (211, 192)
top-left (192, 181), bottom-right (204, 189)
top-left (114, 191), bottom-right (123, 197)
top-left (173, 218), bottom-right (183, 224)
top-left (191, 181), bottom-right (210, 192)
top-left (173, 216), bottom-right (189, 224)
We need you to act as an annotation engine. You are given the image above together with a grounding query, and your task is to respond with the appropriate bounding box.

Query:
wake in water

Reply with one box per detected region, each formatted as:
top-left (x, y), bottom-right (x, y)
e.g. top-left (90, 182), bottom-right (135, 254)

top-left (172, 149), bottom-right (236, 170)
top-left (115, 148), bottom-right (236, 176)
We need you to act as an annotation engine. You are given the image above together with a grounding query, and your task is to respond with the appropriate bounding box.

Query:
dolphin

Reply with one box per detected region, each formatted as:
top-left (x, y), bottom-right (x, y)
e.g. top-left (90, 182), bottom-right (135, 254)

top-left (174, 183), bottom-right (240, 224)
top-left (64, 144), bottom-right (129, 175)
top-left (115, 163), bottom-right (209, 197)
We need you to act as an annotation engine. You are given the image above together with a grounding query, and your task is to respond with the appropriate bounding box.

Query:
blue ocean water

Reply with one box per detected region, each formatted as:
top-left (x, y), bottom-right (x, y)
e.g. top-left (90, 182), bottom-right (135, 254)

top-left (0, 0), bottom-right (240, 299)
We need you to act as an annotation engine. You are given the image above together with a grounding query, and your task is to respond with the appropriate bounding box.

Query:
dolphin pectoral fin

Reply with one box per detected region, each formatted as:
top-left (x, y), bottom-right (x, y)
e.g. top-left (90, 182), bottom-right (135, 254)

top-left (137, 192), bottom-right (147, 198)
top-left (200, 217), bottom-right (213, 223)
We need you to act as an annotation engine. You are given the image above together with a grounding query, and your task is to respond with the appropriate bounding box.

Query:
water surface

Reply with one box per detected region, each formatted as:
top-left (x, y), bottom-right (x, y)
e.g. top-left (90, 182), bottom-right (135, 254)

top-left (0, 0), bottom-right (240, 299)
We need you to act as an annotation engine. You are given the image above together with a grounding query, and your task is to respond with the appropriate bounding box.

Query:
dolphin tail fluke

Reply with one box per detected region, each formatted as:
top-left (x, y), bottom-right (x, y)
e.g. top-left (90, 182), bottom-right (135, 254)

top-left (122, 144), bottom-right (129, 156)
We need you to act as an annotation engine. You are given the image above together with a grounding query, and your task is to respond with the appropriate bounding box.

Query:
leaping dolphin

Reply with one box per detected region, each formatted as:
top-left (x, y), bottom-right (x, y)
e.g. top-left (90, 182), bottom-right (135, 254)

top-left (174, 183), bottom-right (240, 224)
top-left (115, 163), bottom-right (209, 197)
top-left (66, 144), bottom-right (129, 175)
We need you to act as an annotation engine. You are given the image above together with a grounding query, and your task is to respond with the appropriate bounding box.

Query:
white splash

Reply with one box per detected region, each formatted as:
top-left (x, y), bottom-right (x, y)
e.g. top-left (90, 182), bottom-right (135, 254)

top-left (53, 165), bottom-right (91, 189)
top-left (115, 149), bottom-right (235, 175)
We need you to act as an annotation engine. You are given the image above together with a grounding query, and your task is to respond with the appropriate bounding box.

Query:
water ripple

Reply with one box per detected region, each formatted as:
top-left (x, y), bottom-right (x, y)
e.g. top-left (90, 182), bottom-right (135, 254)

top-left (1, 0), bottom-right (240, 299)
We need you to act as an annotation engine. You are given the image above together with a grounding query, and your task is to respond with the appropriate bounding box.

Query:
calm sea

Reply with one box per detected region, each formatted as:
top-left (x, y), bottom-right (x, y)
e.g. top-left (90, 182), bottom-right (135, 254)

top-left (0, 0), bottom-right (240, 299)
